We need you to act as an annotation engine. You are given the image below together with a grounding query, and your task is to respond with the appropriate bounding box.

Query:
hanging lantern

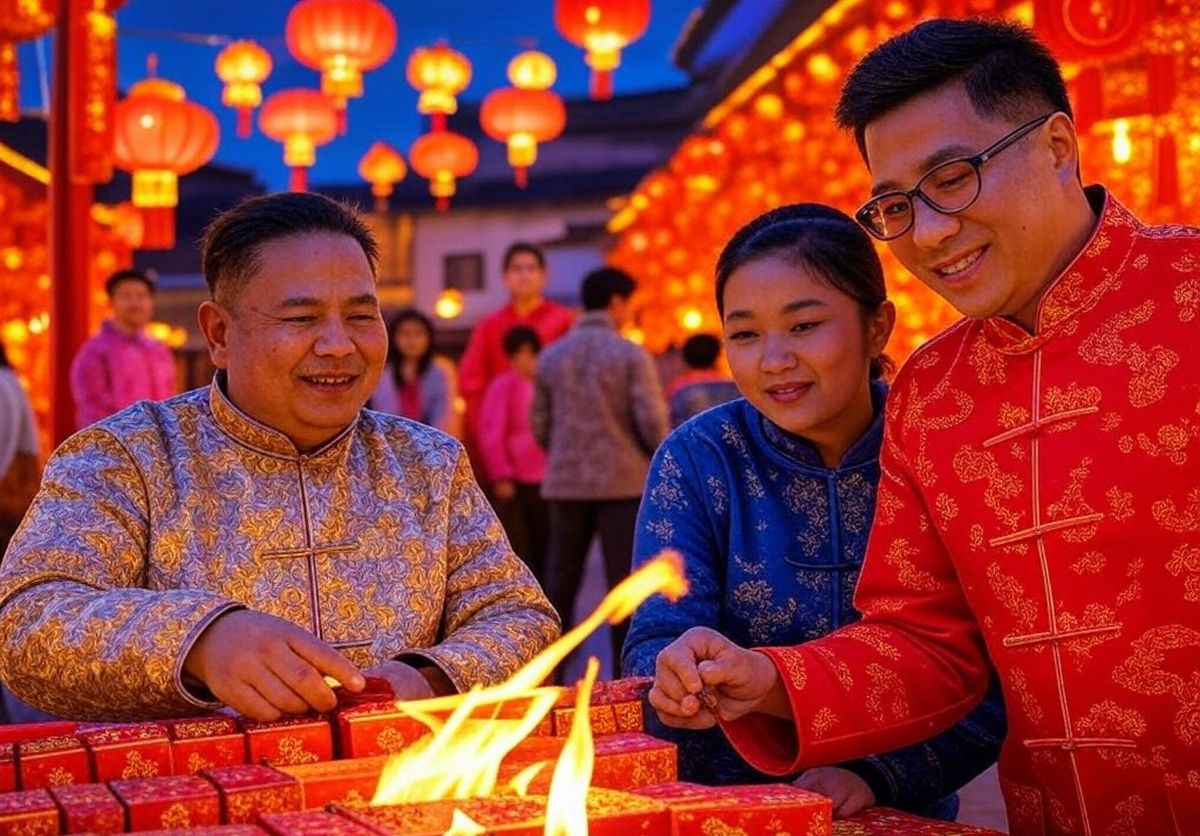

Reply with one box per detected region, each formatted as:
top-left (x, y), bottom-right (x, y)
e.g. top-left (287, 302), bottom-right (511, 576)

top-left (358, 141), bottom-right (407, 213)
top-left (215, 40), bottom-right (272, 139)
top-left (285, 0), bottom-right (397, 134)
top-left (409, 130), bottom-right (478, 212)
top-left (406, 42), bottom-right (472, 132)
top-left (480, 51), bottom-right (566, 188)
top-left (258, 88), bottom-right (338, 193)
top-left (112, 72), bottom-right (220, 250)
top-left (0, 0), bottom-right (59, 122)
top-left (554, 0), bottom-right (650, 100)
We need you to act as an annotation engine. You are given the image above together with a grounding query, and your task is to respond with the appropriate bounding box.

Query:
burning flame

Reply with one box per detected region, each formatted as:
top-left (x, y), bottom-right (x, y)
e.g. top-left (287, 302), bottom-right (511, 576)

top-left (369, 551), bottom-right (687, 831)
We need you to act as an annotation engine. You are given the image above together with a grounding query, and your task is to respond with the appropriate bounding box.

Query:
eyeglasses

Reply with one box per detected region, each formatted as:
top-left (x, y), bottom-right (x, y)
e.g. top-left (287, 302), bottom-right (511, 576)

top-left (854, 113), bottom-right (1054, 241)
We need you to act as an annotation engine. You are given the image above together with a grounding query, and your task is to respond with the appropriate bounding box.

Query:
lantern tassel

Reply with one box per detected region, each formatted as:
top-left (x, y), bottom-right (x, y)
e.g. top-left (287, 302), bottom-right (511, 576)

top-left (435, 196), bottom-right (449, 212)
top-left (1154, 134), bottom-right (1179, 207)
top-left (140, 207), bottom-right (176, 251)
top-left (432, 112), bottom-right (447, 133)
top-left (237, 107), bottom-right (252, 139)
top-left (336, 106), bottom-right (347, 136)
top-left (374, 195), bottom-right (388, 214)
top-left (514, 166), bottom-right (528, 189)
top-left (591, 69), bottom-right (613, 101)
top-left (290, 166), bottom-right (309, 193)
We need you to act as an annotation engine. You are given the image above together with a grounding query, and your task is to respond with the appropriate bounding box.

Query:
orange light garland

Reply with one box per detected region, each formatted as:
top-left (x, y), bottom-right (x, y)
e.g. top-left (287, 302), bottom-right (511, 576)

top-left (609, 0), bottom-right (1200, 357)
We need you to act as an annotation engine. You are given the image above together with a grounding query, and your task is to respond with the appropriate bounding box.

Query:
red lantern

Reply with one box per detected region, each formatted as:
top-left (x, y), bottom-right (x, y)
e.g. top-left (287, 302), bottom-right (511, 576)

top-left (1033, 0), bottom-right (1152, 62)
top-left (258, 88), bottom-right (338, 193)
top-left (112, 75), bottom-right (220, 250)
top-left (358, 141), bottom-right (407, 213)
top-left (409, 131), bottom-right (478, 212)
top-left (0, 0), bottom-right (59, 121)
top-left (406, 42), bottom-right (472, 133)
top-left (215, 40), bottom-right (272, 139)
top-left (285, 0), bottom-right (396, 134)
top-left (554, 0), bottom-right (650, 100)
top-left (480, 52), bottom-right (565, 188)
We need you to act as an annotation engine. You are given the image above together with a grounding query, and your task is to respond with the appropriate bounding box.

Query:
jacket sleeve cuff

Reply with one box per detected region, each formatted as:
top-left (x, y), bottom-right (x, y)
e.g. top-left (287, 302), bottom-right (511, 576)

top-left (174, 601), bottom-right (248, 710)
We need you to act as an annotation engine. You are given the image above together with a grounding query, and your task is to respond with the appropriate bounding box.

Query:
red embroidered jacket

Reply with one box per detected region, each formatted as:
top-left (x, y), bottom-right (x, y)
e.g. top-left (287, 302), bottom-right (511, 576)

top-left (724, 189), bottom-right (1200, 835)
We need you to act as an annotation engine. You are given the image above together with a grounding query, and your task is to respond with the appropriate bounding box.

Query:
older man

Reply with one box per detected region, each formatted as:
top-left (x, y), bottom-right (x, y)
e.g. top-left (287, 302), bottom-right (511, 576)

top-left (0, 192), bottom-right (559, 721)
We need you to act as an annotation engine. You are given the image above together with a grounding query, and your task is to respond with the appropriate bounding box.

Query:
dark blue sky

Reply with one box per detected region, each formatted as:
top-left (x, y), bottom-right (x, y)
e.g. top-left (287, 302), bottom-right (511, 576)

top-left (15, 0), bottom-right (705, 191)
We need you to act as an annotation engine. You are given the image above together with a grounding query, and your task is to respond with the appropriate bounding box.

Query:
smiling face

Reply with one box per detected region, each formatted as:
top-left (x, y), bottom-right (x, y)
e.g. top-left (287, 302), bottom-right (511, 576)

top-left (722, 253), bottom-right (893, 466)
top-left (393, 318), bottom-right (431, 362)
top-left (198, 231), bottom-right (387, 452)
top-left (863, 82), bottom-right (1080, 329)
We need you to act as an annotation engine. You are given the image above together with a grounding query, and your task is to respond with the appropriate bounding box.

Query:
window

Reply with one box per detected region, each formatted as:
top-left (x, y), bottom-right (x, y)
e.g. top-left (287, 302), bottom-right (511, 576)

top-left (443, 252), bottom-right (485, 292)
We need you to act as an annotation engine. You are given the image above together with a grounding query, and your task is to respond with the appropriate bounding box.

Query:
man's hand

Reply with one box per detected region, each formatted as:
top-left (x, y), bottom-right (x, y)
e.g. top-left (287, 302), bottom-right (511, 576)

top-left (183, 610), bottom-right (365, 722)
top-left (648, 626), bottom-right (785, 729)
top-left (492, 480), bottom-right (516, 502)
top-left (362, 660), bottom-right (450, 701)
top-left (795, 767), bottom-right (876, 819)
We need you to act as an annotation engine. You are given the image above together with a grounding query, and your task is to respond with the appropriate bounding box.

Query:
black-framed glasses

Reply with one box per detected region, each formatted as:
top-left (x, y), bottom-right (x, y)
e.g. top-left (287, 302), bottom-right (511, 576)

top-left (854, 113), bottom-right (1054, 241)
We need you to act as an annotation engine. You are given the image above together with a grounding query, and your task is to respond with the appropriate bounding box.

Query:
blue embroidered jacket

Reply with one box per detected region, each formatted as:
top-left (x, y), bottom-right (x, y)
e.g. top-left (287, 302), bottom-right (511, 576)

top-left (623, 385), bottom-right (1005, 814)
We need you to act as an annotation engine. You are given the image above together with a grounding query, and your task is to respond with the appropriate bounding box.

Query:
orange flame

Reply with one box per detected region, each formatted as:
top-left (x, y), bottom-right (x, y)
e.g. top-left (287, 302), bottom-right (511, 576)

top-left (369, 551), bottom-right (688, 830)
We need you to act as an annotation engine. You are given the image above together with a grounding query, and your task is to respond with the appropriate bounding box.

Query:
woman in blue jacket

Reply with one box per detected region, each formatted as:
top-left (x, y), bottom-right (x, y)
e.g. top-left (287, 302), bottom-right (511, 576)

top-left (623, 204), bottom-right (1005, 820)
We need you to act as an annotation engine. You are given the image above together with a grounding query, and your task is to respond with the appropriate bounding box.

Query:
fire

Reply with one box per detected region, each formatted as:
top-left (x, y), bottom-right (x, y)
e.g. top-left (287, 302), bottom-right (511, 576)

top-left (369, 551), bottom-right (687, 831)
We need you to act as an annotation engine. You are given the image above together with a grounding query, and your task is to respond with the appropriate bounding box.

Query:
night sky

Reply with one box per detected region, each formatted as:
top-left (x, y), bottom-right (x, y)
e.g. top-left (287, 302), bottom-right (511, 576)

top-left (14, 0), bottom-right (706, 191)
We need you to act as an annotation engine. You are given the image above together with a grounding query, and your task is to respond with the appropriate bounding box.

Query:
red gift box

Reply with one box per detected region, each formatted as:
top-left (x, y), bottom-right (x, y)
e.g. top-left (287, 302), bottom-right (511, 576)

top-left (16, 735), bottom-right (92, 788)
top-left (496, 733), bottom-right (676, 794)
top-left (165, 718), bottom-right (247, 775)
top-left (239, 716), bottom-right (333, 767)
top-left (551, 701), bottom-right (644, 736)
top-left (636, 781), bottom-right (832, 836)
top-left (201, 764), bottom-right (302, 824)
top-left (593, 676), bottom-right (653, 704)
top-left (0, 722), bottom-right (80, 746)
top-left (109, 775), bottom-right (222, 831)
top-left (136, 827), bottom-right (266, 836)
top-left (80, 724), bottom-right (173, 781)
top-left (259, 810), bottom-right (380, 836)
top-left (0, 788), bottom-right (60, 835)
top-left (333, 704), bottom-right (430, 760)
top-left (49, 782), bottom-right (125, 834)
top-left (0, 745), bottom-right (14, 794)
top-left (334, 788), bottom-right (670, 835)
top-left (835, 807), bottom-right (1006, 834)
top-left (276, 756), bottom-right (388, 809)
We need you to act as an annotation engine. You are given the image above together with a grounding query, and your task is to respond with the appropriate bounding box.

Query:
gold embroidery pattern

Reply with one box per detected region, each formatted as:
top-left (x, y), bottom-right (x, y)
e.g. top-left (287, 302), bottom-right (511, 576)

top-left (1076, 700), bottom-right (1146, 739)
top-left (1176, 277), bottom-right (1200, 322)
top-left (883, 539), bottom-right (938, 592)
top-left (986, 563), bottom-right (1039, 632)
top-left (187, 752), bottom-right (213, 774)
top-left (1166, 545), bottom-right (1200, 602)
top-left (1008, 667), bottom-right (1044, 725)
top-left (160, 802), bottom-right (191, 829)
top-left (810, 706), bottom-right (837, 738)
top-left (1113, 625), bottom-right (1200, 745)
top-left (1106, 795), bottom-right (1145, 836)
top-left (275, 737), bottom-right (319, 765)
top-left (121, 751), bottom-right (161, 778)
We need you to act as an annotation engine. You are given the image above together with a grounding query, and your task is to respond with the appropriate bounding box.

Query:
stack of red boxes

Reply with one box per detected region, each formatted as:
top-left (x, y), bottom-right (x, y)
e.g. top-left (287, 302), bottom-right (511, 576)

top-left (0, 678), bottom-right (1003, 835)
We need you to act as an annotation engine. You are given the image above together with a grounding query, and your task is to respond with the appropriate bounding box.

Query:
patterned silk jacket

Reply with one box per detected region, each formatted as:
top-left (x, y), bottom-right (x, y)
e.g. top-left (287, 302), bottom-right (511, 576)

top-left (0, 380), bottom-right (560, 720)
top-left (723, 189), bottom-right (1200, 835)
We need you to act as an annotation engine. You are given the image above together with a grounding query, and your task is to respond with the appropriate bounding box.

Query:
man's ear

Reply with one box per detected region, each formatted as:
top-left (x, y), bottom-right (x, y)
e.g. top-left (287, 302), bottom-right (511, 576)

top-left (197, 300), bottom-right (231, 369)
top-left (1045, 112), bottom-right (1081, 185)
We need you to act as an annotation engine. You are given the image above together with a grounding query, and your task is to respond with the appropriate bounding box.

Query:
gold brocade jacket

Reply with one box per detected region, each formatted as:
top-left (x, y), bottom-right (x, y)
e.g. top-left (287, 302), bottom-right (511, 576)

top-left (0, 381), bottom-right (560, 720)
top-left (723, 189), bottom-right (1200, 835)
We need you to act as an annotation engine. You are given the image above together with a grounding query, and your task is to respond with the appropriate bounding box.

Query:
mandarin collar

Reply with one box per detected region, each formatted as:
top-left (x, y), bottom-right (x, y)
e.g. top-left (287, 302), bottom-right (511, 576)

top-left (758, 380), bottom-right (887, 471)
top-left (207, 372), bottom-right (357, 460)
top-left (982, 186), bottom-right (1142, 354)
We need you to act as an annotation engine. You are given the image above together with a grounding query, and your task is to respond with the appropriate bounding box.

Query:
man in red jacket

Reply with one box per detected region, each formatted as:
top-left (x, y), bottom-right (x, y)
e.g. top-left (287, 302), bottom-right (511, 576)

top-left (649, 19), bottom-right (1200, 835)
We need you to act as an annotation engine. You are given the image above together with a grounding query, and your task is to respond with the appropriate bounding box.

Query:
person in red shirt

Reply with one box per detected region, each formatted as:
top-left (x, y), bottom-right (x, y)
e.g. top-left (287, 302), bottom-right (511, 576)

top-left (458, 243), bottom-right (574, 476)
top-left (648, 18), bottom-right (1200, 835)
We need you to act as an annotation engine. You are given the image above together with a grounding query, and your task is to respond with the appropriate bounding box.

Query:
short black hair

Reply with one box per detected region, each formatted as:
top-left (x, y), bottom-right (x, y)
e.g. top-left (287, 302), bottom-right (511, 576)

top-left (202, 192), bottom-right (379, 306)
top-left (502, 241), bottom-right (546, 271)
top-left (681, 334), bottom-right (721, 370)
top-left (716, 203), bottom-right (895, 380)
top-left (502, 325), bottom-right (541, 357)
top-left (105, 269), bottom-right (154, 297)
top-left (581, 267), bottom-right (636, 311)
top-left (836, 18), bottom-right (1071, 160)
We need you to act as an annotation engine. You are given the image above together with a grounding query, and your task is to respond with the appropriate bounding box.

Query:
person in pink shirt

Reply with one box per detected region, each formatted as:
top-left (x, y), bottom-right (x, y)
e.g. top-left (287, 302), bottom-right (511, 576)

top-left (69, 270), bottom-right (177, 429)
top-left (478, 326), bottom-right (548, 586)
top-left (458, 243), bottom-right (574, 477)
